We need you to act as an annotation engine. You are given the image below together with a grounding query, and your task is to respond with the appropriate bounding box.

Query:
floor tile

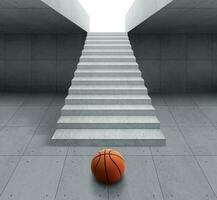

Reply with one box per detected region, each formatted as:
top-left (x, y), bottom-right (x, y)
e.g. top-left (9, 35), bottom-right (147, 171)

top-left (51, 93), bottom-right (66, 106)
top-left (180, 127), bottom-right (217, 155)
top-left (55, 156), bottom-right (108, 200)
top-left (68, 146), bottom-right (151, 156)
top-left (191, 94), bottom-right (217, 106)
top-left (163, 94), bottom-right (196, 106)
top-left (151, 127), bottom-right (192, 155)
top-left (153, 156), bottom-right (217, 200)
top-left (108, 156), bottom-right (163, 200)
top-left (200, 106), bottom-right (217, 127)
top-left (39, 106), bottom-right (61, 127)
top-left (7, 106), bottom-right (47, 127)
top-left (170, 106), bottom-right (212, 127)
top-left (155, 106), bottom-right (176, 127)
top-left (0, 106), bottom-right (19, 126)
top-left (149, 94), bottom-right (167, 106)
top-left (0, 156), bottom-right (20, 194)
top-left (0, 156), bottom-right (65, 200)
top-left (24, 127), bottom-right (68, 156)
top-left (68, 146), bottom-right (107, 156)
top-left (22, 94), bottom-right (54, 106)
top-left (109, 147), bottom-right (151, 156)
top-left (0, 127), bottom-right (36, 155)
top-left (197, 156), bottom-right (217, 196)
top-left (0, 93), bottom-right (26, 106)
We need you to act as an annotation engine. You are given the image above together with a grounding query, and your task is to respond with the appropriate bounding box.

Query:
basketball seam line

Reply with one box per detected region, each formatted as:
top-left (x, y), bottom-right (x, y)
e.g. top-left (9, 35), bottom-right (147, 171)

top-left (93, 153), bottom-right (124, 161)
top-left (104, 150), bottom-right (110, 184)
top-left (94, 152), bottom-right (101, 174)
top-left (109, 150), bottom-right (122, 179)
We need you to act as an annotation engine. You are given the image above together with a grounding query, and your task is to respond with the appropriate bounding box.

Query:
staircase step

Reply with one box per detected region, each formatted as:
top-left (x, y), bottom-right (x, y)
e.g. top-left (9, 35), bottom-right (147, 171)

top-left (74, 70), bottom-right (141, 77)
top-left (80, 55), bottom-right (135, 62)
top-left (88, 32), bottom-right (127, 36)
top-left (78, 62), bottom-right (138, 69)
top-left (68, 85), bottom-right (147, 95)
top-left (61, 105), bottom-right (155, 116)
top-left (52, 129), bottom-right (165, 146)
top-left (52, 32), bottom-right (165, 146)
top-left (85, 40), bottom-right (129, 44)
top-left (82, 50), bottom-right (133, 56)
top-left (84, 44), bottom-right (131, 50)
top-left (65, 94), bottom-right (151, 105)
top-left (57, 116), bottom-right (160, 129)
top-left (76, 69), bottom-right (139, 72)
top-left (71, 77), bottom-right (144, 85)
top-left (87, 36), bottom-right (128, 40)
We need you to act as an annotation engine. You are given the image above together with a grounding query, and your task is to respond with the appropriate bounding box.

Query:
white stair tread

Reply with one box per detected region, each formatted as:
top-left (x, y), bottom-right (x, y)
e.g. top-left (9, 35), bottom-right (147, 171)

top-left (66, 94), bottom-right (151, 100)
top-left (87, 35), bottom-right (128, 37)
top-left (73, 77), bottom-right (143, 81)
top-left (78, 62), bottom-right (138, 66)
top-left (80, 55), bottom-right (135, 58)
top-left (69, 85), bottom-right (146, 89)
top-left (88, 32), bottom-right (127, 36)
top-left (83, 50), bottom-right (132, 53)
top-left (52, 129), bottom-right (165, 141)
top-left (75, 70), bottom-right (139, 73)
top-left (62, 105), bottom-right (155, 110)
top-left (86, 40), bottom-right (129, 42)
top-left (85, 44), bottom-right (131, 46)
top-left (57, 116), bottom-right (159, 124)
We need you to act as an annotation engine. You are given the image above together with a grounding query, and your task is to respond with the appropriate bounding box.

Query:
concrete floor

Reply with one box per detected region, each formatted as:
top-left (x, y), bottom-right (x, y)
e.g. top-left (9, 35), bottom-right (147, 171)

top-left (0, 93), bottom-right (217, 199)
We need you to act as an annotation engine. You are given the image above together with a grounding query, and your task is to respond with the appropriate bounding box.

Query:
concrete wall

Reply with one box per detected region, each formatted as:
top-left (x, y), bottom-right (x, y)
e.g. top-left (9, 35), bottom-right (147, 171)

top-left (0, 33), bottom-right (86, 92)
top-left (129, 33), bottom-right (217, 93)
top-left (41, 0), bottom-right (89, 31)
top-left (126, 0), bottom-right (173, 32)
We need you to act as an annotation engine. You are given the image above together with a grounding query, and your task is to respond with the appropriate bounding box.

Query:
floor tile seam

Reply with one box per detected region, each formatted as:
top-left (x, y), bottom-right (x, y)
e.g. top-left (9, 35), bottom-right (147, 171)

top-left (54, 148), bottom-right (69, 200)
top-left (166, 107), bottom-right (196, 156)
top-left (0, 154), bottom-right (67, 157)
top-left (0, 93), bottom-right (26, 107)
top-left (152, 95), bottom-right (168, 107)
top-left (193, 155), bottom-right (217, 198)
top-left (171, 116), bottom-right (217, 196)
top-left (18, 105), bottom-right (51, 107)
top-left (151, 155), bottom-right (166, 200)
top-left (3, 103), bottom-right (23, 127)
top-left (19, 96), bottom-right (54, 107)
top-left (167, 106), bottom-right (214, 128)
top-left (0, 154), bottom-right (23, 197)
top-left (190, 94), bottom-right (217, 107)
top-left (0, 154), bottom-right (201, 157)
top-left (197, 106), bottom-right (217, 130)
top-left (22, 106), bottom-right (53, 156)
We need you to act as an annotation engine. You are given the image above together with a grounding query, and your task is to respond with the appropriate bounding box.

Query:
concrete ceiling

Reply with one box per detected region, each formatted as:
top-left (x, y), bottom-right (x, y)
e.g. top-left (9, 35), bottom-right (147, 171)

top-left (0, 0), bottom-right (85, 33)
top-left (130, 0), bottom-right (217, 34)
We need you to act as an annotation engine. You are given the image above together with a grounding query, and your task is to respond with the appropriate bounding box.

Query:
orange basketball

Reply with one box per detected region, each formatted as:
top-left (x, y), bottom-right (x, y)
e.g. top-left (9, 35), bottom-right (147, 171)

top-left (91, 148), bottom-right (125, 184)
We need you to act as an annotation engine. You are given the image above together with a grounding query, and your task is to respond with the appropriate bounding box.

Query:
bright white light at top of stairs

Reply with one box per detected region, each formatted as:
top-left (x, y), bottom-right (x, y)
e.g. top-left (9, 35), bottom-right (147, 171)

top-left (78, 0), bottom-right (135, 32)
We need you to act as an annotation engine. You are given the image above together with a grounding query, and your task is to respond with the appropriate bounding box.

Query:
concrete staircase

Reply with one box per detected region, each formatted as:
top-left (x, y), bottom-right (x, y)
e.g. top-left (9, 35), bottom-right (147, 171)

top-left (52, 32), bottom-right (165, 146)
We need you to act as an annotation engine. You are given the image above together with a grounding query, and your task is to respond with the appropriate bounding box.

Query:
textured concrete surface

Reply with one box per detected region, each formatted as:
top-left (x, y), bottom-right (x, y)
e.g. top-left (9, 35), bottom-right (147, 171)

top-left (129, 33), bottom-right (217, 93)
top-left (0, 33), bottom-right (86, 92)
top-left (1, 33), bottom-right (216, 93)
top-left (0, 93), bottom-right (217, 199)
top-left (53, 33), bottom-right (164, 145)
top-left (129, 0), bottom-right (217, 34)
top-left (0, 0), bottom-right (86, 33)
top-left (126, 0), bottom-right (173, 32)
top-left (41, 0), bottom-right (89, 31)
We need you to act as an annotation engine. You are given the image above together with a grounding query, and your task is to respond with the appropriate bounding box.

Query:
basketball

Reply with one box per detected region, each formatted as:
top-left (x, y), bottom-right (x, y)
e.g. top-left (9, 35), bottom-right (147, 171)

top-left (91, 148), bottom-right (125, 184)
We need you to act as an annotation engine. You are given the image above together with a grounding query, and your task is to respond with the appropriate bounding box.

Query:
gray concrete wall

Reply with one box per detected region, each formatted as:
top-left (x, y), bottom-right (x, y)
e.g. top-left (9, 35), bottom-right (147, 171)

top-left (0, 33), bottom-right (86, 92)
top-left (125, 0), bottom-right (173, 32)
top-left (41, 0), bottom-right (89, 31)
top-left (129, 33), bottom-right (217, 93)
